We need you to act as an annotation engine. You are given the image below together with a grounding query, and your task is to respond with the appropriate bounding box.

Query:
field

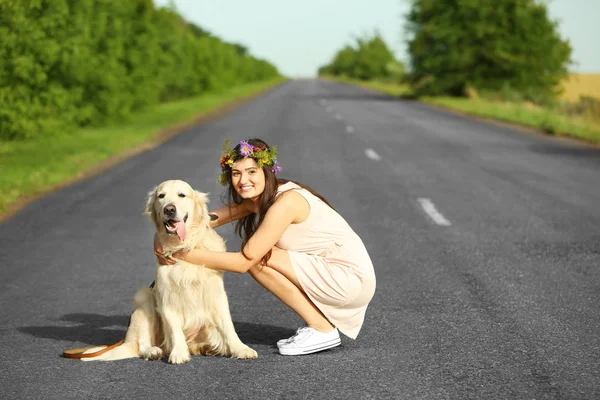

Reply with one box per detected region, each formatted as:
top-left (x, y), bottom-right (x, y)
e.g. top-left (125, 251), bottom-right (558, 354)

top-left (560, 73), bottom-right (600, 102)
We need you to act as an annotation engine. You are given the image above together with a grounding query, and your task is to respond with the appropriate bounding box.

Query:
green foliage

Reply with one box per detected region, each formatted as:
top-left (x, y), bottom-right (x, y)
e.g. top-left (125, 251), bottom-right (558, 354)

top-left (0, 0), bottom-right (280, 140)
top-left (318, 32), bottom-right (404, 82)
top-left (0, 77), bottom-right (285, 215)
top-left (404, 0), bottom-right (572, 102)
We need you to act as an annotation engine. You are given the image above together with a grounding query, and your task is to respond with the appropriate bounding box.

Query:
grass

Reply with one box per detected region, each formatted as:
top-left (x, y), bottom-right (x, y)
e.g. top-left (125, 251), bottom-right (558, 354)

top-left (326, 76), bottom-right (600, 146)
top-left (0, 77), bottom-right (287, 218)
top-left (422, 96), bottom-right (600, 142)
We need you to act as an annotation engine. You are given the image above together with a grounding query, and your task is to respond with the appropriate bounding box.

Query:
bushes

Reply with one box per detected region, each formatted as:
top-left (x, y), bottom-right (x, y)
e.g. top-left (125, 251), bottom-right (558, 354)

top-left (0, 0), bottom-right (280, 140)
top-left (318, 32), bottom-right (405, 82)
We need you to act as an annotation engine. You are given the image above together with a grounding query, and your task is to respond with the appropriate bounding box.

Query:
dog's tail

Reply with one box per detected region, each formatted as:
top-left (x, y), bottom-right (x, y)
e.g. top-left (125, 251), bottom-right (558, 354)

top-left (81, 341), bottom-right (139, 362)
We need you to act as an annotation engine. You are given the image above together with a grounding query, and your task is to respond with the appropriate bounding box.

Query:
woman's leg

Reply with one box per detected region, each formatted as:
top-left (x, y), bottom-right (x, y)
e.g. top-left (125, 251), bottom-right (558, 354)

top-left (248, 247), bottom-right (334, 333)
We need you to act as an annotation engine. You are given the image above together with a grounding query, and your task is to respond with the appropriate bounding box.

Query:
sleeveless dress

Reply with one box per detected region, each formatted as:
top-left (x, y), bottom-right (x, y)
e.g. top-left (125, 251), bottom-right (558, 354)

top-left (275, 182), bottom-right (376, 339)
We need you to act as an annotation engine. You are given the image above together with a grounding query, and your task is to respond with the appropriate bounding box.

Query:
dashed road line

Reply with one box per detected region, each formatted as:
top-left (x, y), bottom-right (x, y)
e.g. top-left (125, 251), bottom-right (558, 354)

top-left (417, 198), bottom-right (452, 226)
top-left (365, 148), bottom-right (381, 161)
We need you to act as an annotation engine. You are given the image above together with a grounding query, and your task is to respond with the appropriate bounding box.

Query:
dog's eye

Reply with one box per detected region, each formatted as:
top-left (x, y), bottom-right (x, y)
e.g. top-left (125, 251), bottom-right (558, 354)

top-left (158, 193), bottom-right (165, 199)
top-left (178, 193), bottom-right (186, 198)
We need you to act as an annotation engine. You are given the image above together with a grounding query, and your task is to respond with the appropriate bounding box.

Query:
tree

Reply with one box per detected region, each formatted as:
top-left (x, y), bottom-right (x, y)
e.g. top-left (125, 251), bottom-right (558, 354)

top-left (0, 0), bottom-right (280, 140)
top-left (404, 0), bottom-right (572, 101)
top-left (318, 32), bottom-right (404, 82)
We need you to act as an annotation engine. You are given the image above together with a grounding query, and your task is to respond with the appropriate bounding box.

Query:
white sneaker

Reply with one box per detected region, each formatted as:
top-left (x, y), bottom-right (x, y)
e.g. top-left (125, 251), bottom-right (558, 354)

top-left (277, 327), bottom-right (309, 348)
top-left (278, 327), bottom-right (341, 356)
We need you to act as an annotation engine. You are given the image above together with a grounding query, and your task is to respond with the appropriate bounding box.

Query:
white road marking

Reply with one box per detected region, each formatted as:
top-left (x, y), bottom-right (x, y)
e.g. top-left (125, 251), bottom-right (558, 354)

top-left (417, 198), bottom-right (452, 226)
top-left (365, 148), bottom-right (381, 161)
top-left (320, 99), bottom-right (327, 106)
top-left (346, 126), bottom-right (354, 133)
top-left (335, 113), bottom-right (343, 120)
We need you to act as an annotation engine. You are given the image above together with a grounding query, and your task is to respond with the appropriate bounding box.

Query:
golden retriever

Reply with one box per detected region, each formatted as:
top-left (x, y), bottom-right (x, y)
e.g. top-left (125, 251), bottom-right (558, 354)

top-left (82, 179), bottom-right (257, 363)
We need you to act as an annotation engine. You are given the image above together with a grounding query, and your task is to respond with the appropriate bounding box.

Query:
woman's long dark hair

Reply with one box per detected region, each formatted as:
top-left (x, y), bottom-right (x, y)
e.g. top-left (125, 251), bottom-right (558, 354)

top-left (221, 138), bottom-right (335, 263)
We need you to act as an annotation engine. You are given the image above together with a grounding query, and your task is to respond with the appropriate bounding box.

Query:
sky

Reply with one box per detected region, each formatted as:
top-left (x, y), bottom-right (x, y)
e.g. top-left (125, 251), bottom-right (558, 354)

top-left (154, 0), bottom-right (599, 77)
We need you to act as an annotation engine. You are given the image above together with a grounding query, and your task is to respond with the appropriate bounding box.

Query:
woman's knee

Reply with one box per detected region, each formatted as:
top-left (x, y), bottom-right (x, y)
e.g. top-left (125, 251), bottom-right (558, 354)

top-left (248, 262), bottom-right (268, 279)
top-left (248, 249), bottom-right (281, 278)
top-left (264, 247), bottom-right (292, 271)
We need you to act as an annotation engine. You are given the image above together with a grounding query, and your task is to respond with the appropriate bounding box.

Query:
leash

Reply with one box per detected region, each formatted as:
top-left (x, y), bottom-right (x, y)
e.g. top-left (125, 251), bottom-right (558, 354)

top-left (62, 339), bottom-right (125, 359)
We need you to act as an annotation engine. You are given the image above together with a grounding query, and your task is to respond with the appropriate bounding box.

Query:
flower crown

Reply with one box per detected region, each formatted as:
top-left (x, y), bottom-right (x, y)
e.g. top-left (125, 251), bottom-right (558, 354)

top-left (217, 139), bottom-right (281, 186)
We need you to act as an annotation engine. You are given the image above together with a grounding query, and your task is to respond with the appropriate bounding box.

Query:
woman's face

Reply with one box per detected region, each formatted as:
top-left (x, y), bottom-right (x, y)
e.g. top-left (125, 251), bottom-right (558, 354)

top-left (231, 157), bottom-right (265, 201)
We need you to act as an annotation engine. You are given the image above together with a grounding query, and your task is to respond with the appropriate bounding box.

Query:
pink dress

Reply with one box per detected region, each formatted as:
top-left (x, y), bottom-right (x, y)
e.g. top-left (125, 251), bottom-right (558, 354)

top-left (276, 182), bottom-right (376, 339)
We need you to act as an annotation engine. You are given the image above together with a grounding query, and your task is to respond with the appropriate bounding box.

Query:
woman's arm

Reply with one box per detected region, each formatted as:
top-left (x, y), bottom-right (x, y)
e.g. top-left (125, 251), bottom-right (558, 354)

top-left (208, 200), bottom-right (253, 229)
top-left (175, 191), bottom-right (309, 273)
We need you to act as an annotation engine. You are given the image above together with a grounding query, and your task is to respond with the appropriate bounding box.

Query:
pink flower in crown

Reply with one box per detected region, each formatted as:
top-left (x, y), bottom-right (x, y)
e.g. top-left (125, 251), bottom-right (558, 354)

top-left (270, 159), bottom-right (281, 173)
top-left (239, 141), bottom-right (254, 156)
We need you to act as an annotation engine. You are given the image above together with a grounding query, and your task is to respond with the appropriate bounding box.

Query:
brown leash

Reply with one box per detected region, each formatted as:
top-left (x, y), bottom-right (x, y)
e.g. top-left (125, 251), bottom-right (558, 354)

top-left (62, 339), bottom-right (125, 359)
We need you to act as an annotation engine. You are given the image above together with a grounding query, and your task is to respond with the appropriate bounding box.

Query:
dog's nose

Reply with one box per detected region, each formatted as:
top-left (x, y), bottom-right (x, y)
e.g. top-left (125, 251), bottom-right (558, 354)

top-left (164, 204), bottom-right (176, 216)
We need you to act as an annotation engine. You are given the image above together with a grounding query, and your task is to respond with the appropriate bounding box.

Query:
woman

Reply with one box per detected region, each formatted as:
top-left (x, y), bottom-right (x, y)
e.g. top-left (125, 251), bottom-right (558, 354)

top-left (154, 138), bottom-right (376, 356)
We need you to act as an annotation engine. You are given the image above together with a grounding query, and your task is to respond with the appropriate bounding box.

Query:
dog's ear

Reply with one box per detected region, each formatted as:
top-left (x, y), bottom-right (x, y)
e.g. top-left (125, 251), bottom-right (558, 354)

top-left (193, 190), bottom-right (210, 224)
top-left (143, 186), bottom-right (158, 221)
top-left (194, 190), bottom-right (209, 205)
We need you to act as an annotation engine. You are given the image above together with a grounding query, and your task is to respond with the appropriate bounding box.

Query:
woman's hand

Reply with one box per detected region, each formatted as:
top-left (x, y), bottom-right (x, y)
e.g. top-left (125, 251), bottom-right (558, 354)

top-left (171, 250), bottom-right (188, 262)
top-left (154, 233), bottom-right (177, 265)
top-left (155, 251), bottom-right (177, 265)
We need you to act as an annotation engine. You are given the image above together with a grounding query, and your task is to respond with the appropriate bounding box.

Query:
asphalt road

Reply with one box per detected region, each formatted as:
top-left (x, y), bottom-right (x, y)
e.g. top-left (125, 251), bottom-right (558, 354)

top-left (1, 79), bottom-right (599, 400)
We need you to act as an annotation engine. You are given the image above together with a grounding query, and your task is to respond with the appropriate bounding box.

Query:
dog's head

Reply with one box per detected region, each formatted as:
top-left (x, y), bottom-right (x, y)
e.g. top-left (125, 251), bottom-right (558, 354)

top-left (144, 180), bottom-right (210, 244)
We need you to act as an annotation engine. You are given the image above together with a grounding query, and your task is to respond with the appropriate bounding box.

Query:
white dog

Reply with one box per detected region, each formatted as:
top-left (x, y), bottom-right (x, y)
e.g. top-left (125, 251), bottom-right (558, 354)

top-left (83, 180), bottom-right (257, 363)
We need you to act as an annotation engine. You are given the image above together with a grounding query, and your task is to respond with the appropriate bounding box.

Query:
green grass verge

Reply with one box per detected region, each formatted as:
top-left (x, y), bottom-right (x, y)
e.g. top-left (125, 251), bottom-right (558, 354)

top-left (324, 76), bottom-right (600, 146)
top-left (0, 77), bottom-right (287, 217)
top-left (421, 96), bottom-right (600, 144)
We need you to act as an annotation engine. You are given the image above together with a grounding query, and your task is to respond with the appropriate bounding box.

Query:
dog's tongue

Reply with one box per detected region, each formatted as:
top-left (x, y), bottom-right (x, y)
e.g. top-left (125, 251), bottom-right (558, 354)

top-left (173, 220), bottom-right (186, 242)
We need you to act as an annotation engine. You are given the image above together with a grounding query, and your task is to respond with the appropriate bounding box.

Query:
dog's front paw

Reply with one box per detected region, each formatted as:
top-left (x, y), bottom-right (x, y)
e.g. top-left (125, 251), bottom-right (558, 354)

top-left (141, 346), bottom-right (163, 361)
top-left (168, 348), bottom-right (191, 364)
top-left (231, 346), bottom-right (258, 359)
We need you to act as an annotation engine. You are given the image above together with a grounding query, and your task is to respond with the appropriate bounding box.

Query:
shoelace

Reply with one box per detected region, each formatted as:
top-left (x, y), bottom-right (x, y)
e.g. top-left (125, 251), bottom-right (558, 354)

top-left (287, 327), bottom-right (314, 345)
top-left (284, 327), bottom-right (311, 345)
